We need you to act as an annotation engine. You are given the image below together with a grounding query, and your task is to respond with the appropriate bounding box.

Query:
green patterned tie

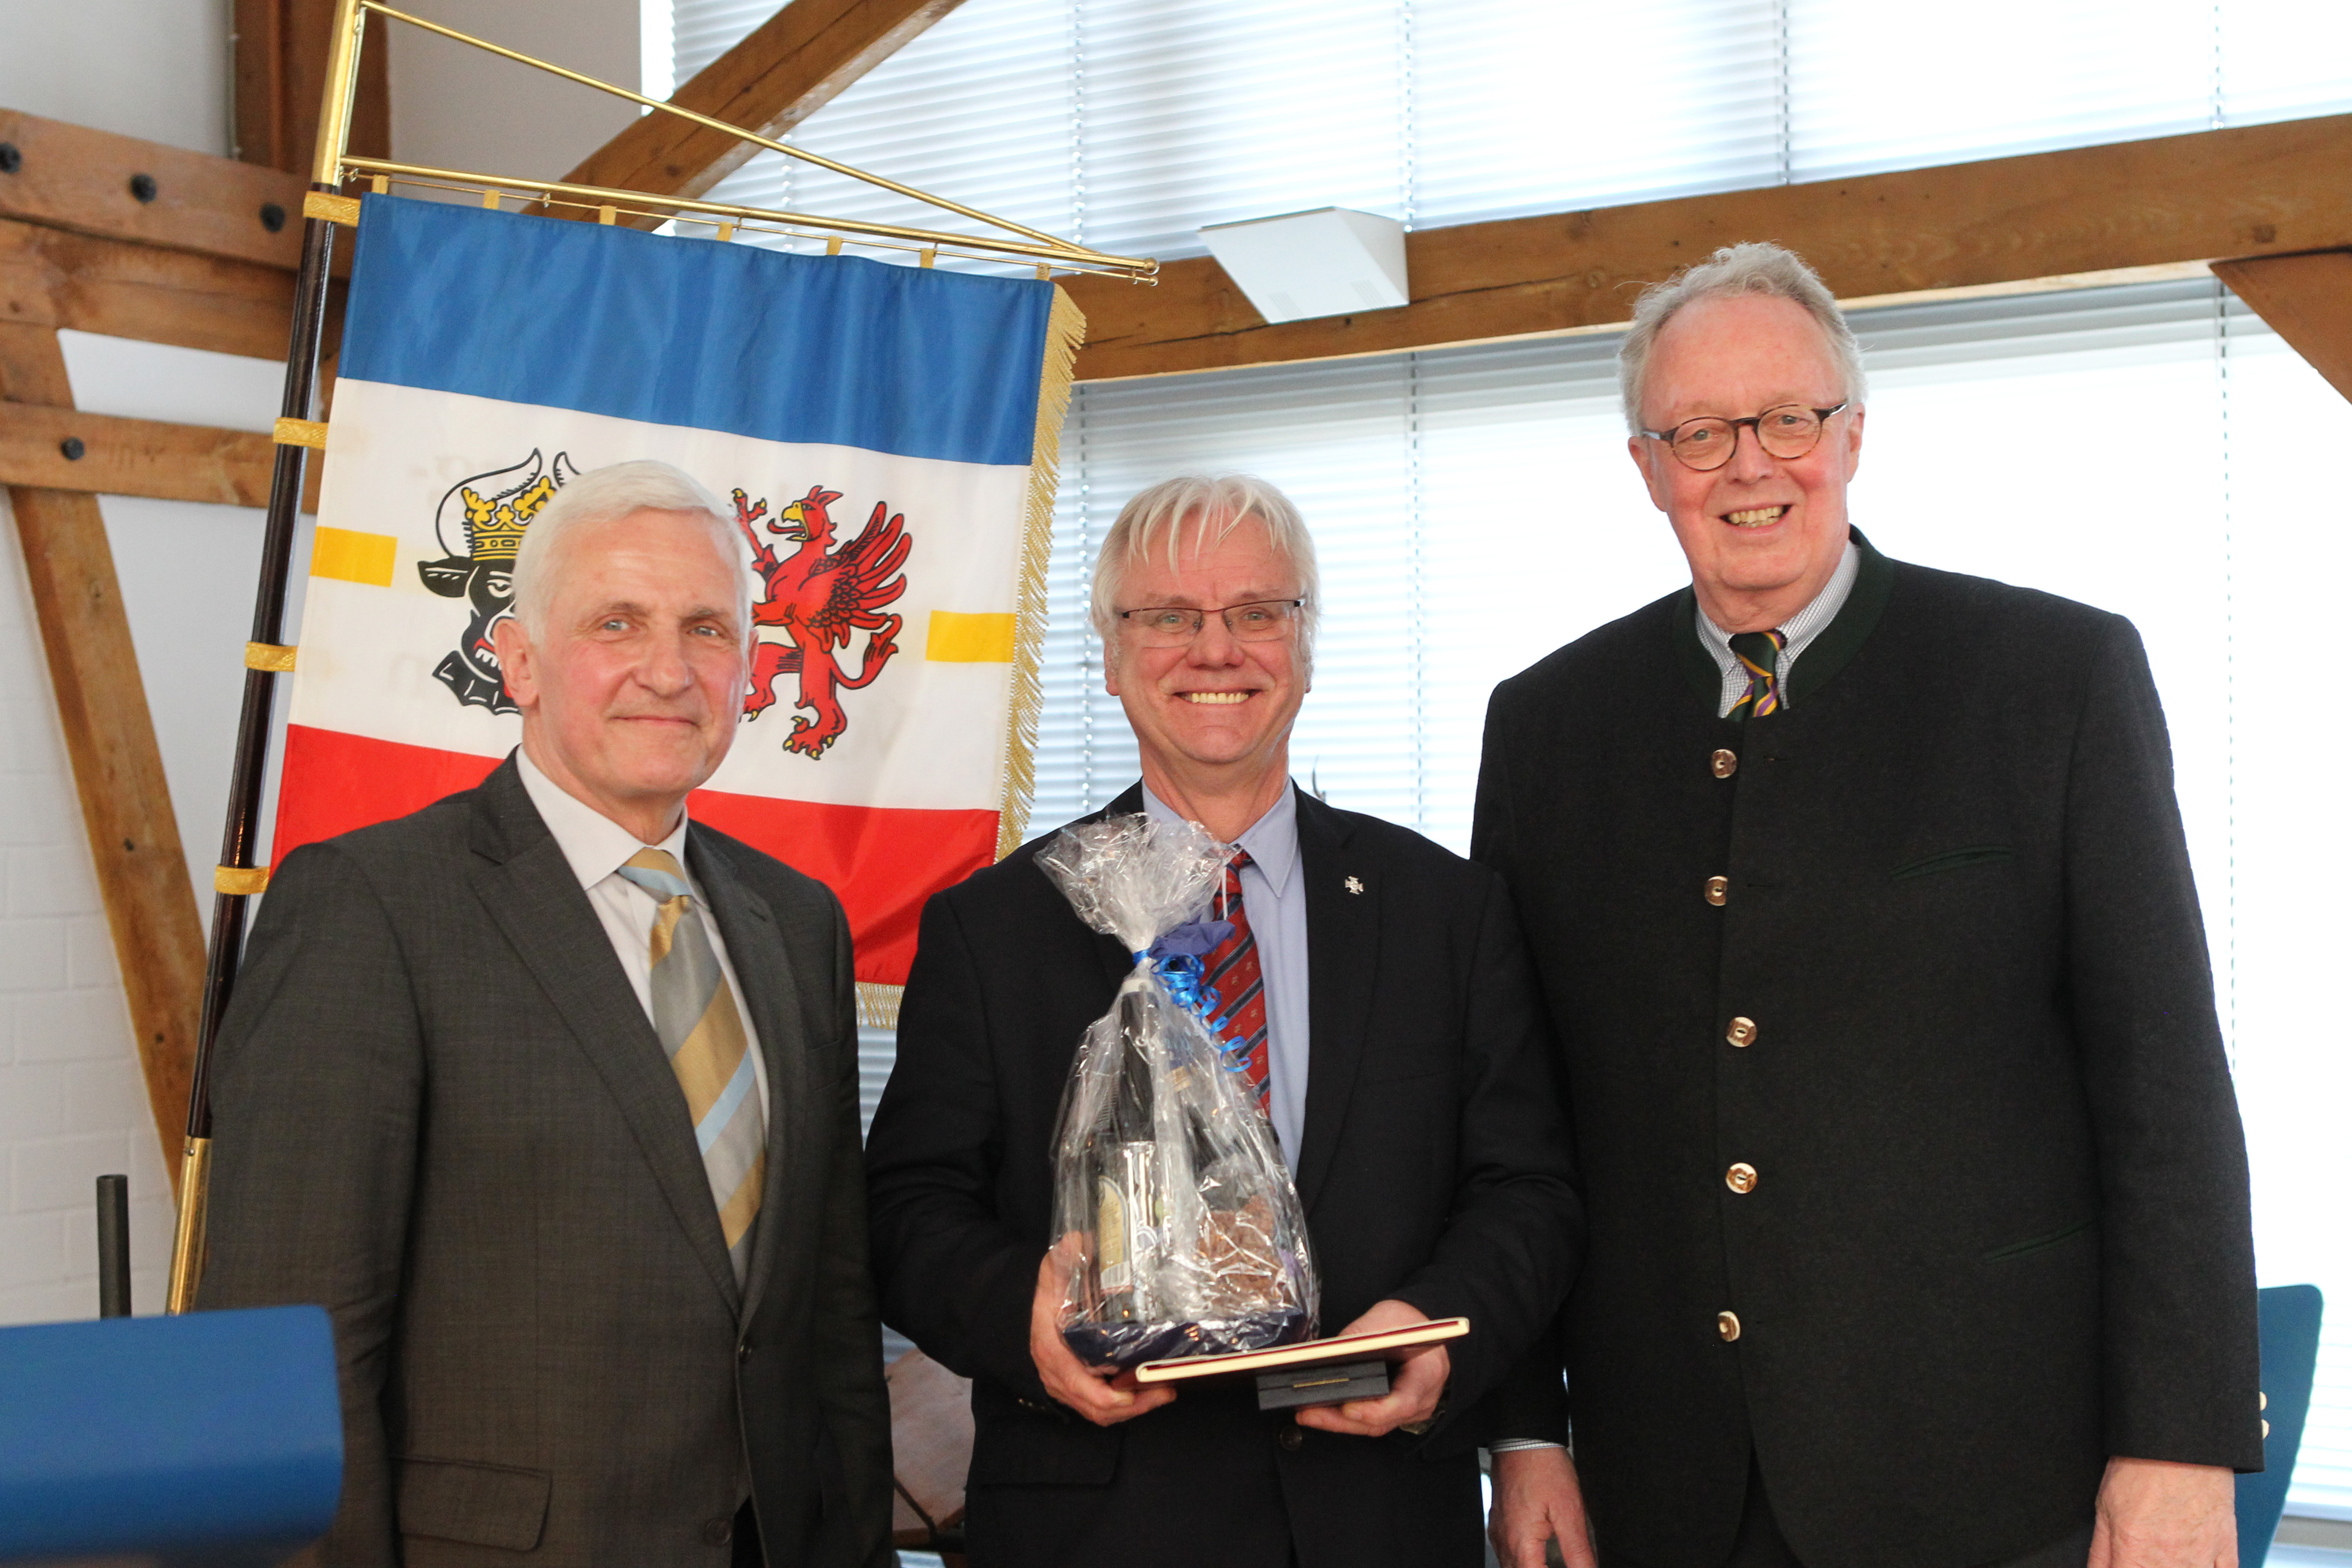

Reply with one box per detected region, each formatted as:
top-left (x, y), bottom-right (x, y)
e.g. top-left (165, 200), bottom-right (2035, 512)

top-left (616, 849), bottom-right (765, 1285)
top-left (1728, 628), bottom-right (1789, 720)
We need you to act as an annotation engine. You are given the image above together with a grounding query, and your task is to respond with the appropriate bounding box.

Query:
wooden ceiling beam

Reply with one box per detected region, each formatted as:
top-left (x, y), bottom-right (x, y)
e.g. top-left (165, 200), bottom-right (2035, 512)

top-left (0, 216), bottom-right (303, 360)
top-left (0, 108), bottom-right (311, 270)
top-left (549, 0), bottom-right (968, 228)
top-left (1062, 111), bottom-right (2352, 381)
top-left (11, 101), bottom-right (2352, 401)
top-left (2212, 248), bottom-right (2352, 403)
top-left (0, 403), bottom-right (278, 507)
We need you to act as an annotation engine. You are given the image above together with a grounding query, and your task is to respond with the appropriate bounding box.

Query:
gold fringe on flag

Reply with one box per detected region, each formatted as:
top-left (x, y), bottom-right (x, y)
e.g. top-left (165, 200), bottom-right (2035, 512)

top-left (856, 981), bottom-right (903, 1031)
top-left (999, 284), bottom-right (1088, 864)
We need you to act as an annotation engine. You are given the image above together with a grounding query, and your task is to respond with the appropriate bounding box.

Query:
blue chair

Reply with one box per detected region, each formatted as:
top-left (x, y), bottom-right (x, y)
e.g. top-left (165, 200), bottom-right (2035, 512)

top-left (2238, 1284), bottom-right (2325, 1568)
top-left (0, 1305), bottom-right (343, 1567)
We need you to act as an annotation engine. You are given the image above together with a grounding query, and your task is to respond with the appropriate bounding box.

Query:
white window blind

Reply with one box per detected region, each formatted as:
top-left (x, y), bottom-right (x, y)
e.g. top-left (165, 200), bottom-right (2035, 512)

top-left (674, 0), bottom-right (2352, 260)
top-left (664, 0), bottom-right (2352, 1519)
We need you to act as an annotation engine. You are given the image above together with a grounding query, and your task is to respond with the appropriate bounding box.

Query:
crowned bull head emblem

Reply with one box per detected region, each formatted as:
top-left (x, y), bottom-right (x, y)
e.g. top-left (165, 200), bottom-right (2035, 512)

top-left (417, 449), bottom-right (580, 713)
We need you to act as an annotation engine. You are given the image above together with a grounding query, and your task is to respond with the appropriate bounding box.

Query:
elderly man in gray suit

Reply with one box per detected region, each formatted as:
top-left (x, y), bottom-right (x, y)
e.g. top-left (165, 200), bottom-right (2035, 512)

top-left (198, 461), bottom-right (892, 1568)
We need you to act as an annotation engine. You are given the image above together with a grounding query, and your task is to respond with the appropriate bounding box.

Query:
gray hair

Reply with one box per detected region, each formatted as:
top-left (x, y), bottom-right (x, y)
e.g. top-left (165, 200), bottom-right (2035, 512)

top-left (1617, 241), bottom-right (1868, 432)
top-left (1090, 475), bottom-right (1321, 661)
top-left (511, 459), bottom-right (749, 637)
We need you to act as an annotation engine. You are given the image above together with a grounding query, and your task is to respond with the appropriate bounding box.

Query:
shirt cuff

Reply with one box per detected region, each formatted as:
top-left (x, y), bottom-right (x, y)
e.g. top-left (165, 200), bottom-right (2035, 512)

top-left (1487, 1439), bottom-right (1567, 1452)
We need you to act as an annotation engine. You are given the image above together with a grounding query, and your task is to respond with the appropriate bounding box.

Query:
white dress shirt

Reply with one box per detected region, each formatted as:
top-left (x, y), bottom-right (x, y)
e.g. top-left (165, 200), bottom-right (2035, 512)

top-left (1695, 536), bottom-right (1861, 716)
top-left (1141, 781), bottom-right (1309, 1165)
top-left (516, 750), bottom-right (769, 1114)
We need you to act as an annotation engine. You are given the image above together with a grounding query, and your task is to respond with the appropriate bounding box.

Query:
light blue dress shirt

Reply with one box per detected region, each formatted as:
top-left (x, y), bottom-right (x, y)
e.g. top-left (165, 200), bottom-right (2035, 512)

top-left (1141, 781), bottom-right (1310, 1166)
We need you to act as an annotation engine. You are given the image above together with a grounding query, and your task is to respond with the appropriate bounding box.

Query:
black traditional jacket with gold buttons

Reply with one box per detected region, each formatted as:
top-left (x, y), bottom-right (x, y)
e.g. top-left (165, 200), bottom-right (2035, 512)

top-left (1472, 529), bottom-right (2261, 1568)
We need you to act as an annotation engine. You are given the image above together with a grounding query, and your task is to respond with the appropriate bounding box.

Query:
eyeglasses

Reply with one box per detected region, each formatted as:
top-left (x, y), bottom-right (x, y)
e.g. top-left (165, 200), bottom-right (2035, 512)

top-left (1116, 599), bottom-right (1305, 647)
top-left (1640, 402), bottom-right (1850, 472)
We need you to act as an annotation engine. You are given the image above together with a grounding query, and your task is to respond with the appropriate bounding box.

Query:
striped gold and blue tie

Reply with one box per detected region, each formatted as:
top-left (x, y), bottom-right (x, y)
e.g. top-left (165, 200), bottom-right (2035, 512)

top-left (1728, 628), bottom-right (1789, 720)
top-left (618, 848), bottom-right (765, 1284)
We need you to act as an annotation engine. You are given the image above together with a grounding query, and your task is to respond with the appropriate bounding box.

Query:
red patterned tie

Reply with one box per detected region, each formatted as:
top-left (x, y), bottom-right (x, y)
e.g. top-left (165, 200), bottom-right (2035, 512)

top-left (1200, 851), bottom-right (1271, 1117)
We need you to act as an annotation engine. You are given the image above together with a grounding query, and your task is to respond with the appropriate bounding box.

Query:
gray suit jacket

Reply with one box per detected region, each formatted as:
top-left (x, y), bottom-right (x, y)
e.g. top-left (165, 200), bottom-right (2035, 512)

top-left (199, 756), bottom-right (893, 1567)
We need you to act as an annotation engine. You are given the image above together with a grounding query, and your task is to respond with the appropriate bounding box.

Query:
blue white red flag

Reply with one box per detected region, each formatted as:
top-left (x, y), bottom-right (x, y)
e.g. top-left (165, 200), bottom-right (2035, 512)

top-left (277, 194), bottom-right (1080, 986)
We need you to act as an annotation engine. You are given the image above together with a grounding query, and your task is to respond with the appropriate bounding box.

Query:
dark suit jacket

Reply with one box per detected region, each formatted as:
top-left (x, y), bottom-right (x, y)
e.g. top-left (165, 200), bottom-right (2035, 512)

top-left (864, 784), bottom-right (1583, 1568)
top-left (1474, 533), bottom-right (2262, 1568)
top-left (198, 756), bottom-right (893, 1568)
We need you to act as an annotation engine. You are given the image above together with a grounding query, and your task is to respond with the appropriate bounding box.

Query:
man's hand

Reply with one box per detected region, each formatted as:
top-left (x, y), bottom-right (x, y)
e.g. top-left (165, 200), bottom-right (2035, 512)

top-left (1488, 1445), bottom-right (1597, 1568)
top-left (2089, 1457), bottom-right (2237, 1568)
top-left (1027, 1245), bottom-right (1177, 1427)
top-left (1295, 1299), bottom-right (1449, 1439)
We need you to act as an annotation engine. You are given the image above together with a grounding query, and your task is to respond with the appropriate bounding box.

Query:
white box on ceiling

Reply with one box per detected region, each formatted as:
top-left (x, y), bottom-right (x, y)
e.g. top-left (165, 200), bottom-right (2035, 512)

top-left (1199, 208), bottom-right (1409, 324)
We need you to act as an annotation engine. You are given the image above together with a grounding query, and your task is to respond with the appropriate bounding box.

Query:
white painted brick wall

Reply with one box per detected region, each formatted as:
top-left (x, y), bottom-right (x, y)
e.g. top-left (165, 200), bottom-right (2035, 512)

top-left (0, 494), bottom-right (175, 1325)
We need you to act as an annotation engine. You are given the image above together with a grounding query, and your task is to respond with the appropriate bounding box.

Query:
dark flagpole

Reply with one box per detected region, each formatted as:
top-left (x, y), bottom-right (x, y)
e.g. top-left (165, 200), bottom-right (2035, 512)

top-left (166, 0), bottom-right (368, 1315)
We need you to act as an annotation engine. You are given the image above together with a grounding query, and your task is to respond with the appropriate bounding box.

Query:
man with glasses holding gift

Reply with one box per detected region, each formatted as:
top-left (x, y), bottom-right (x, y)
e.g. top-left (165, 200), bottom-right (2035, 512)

top-left (867, 474), bottom-right (1583, 1568)
top-left (1477, 243), bottom-right (2261, 1568)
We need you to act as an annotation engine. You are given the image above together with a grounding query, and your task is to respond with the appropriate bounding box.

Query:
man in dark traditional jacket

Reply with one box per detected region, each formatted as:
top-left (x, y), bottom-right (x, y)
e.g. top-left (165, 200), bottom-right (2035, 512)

top-left (1479, 243), bottom-right (2261, 1568)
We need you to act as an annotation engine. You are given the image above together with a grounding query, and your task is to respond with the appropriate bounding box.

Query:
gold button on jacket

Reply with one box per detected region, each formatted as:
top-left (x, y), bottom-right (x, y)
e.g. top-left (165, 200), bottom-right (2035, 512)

top-left (1705, 875), bottom-right (1729, 906)
top-left (1717, 1311), bottom-right (1742, 1342)
top-left (1726, 1162), bottom-right (1758, 1194)
top-left (1711, 748), bottom-right (1739, 779)
top-left (1726, 1017), bottom-right (1757, 1048)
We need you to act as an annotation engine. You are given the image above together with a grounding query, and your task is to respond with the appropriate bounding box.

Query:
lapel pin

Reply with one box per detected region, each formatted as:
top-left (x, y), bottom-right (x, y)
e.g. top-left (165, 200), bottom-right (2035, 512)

top-left (1344, 876), bottom-right (1364, 895)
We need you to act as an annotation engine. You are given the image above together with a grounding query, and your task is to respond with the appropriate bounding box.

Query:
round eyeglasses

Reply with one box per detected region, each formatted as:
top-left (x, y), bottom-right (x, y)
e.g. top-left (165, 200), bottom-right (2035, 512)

top-left (1641, 401), bottom-right (1850, 472)
top-left (1116, 599), bottom-right (1305, 647)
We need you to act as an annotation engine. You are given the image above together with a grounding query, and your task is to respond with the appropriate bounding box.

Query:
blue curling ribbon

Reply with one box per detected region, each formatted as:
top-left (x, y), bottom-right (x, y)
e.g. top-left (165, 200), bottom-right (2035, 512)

top-left (1139, 917), bottom-right (1256, 1078)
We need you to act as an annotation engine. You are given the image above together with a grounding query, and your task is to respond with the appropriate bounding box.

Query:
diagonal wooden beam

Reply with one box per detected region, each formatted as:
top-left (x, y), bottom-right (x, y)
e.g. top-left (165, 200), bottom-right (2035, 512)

top-left (1061, 111), bottom-right (2352, 381)
top-left (546, 0), bottom-right (968, 229)
top-left (1, 322), bottom-right (206, 1188)
top-left (2212, 248), bottom-right (2352, 403)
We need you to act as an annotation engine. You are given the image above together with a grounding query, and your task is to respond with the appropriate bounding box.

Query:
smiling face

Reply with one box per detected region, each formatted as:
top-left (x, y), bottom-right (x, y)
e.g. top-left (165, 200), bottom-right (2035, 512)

top-left (1629, 292), bottom-right (1865, 630)
top-left (1104, 512), bottom-right (1308, 809)
top-left (493, 507), bottom-right (748, 842)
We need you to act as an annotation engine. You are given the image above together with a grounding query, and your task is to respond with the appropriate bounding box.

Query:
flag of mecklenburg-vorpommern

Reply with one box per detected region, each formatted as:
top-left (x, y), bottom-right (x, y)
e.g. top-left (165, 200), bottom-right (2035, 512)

top-left (277, 194), bottom-right (1081, 986)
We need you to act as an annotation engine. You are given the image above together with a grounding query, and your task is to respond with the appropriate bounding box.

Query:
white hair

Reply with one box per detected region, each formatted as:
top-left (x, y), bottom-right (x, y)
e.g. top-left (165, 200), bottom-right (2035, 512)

top-left (1090, 475), bottom-right (1321, 663)
top-left (510, 459), bottom-right (748, 637)
top-left (1617, 241), bottom-right (1869, 432)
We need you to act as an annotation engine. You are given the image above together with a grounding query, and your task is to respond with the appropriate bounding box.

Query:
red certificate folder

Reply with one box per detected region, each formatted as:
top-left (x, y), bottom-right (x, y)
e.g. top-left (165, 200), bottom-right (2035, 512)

top-left (1132, 1316), bottom-right (1469, 1409)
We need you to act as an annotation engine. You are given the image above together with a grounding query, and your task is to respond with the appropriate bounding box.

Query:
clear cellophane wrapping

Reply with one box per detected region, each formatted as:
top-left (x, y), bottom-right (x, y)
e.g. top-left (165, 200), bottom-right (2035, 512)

top-left (1038, 814), bottom-right (1319, 1368)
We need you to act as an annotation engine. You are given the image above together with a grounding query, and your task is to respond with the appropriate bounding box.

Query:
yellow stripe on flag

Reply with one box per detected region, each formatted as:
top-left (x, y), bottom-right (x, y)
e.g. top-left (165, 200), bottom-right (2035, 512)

top-left (310, 527), bottom-right (398, 587)
top-left (926, 611), bottom-right (1016, 663)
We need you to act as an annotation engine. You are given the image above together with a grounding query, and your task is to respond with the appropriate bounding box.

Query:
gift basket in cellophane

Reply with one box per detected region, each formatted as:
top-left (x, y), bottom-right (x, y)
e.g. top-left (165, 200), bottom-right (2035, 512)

top-left (1038, 814), bottom-right (1319, 1368)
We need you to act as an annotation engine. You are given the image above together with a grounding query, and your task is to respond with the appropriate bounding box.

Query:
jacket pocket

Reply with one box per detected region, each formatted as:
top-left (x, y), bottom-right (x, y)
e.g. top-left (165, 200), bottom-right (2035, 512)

top-left (397, 1455), bottom-right (552, 1551)
top-left (1984, 1216), bottom-right (2097, 1262)
top-left (1890, 845), bottom-right (2016, 882)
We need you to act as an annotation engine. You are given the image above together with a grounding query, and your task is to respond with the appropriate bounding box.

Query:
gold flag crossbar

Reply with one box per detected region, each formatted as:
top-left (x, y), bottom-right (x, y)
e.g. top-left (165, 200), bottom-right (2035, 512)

top-left (338, 159), bottom-right (1147, 278)
top-left (322, 0), bottom-right (1156, 282)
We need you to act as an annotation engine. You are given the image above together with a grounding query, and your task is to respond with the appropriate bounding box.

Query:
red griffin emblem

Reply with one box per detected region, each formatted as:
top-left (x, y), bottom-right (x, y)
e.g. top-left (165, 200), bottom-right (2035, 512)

top-left (735, 485), bottom-right (912, 757)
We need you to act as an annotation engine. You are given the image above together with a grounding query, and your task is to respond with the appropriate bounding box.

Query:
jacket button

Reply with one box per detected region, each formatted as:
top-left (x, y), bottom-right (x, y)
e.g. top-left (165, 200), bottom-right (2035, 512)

top-left (737, 1342), bottom-right (751, 1362)
top-left (1705, 875), bottom-right (1728, 906)
top-left (1726, 1017), bottom-right (1757, 1048)
top-left (1718, 1311), bottom-right (1742, 1342)
top-left (701, 1515), bottom-right (734, 1546)
top-left (1712, 748), bottom-right (1738, 779)
top-left (1726, 1162), bottom-right (1758, 1194)
top-left (1278, 1425), bottom-right (1304, 1452)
